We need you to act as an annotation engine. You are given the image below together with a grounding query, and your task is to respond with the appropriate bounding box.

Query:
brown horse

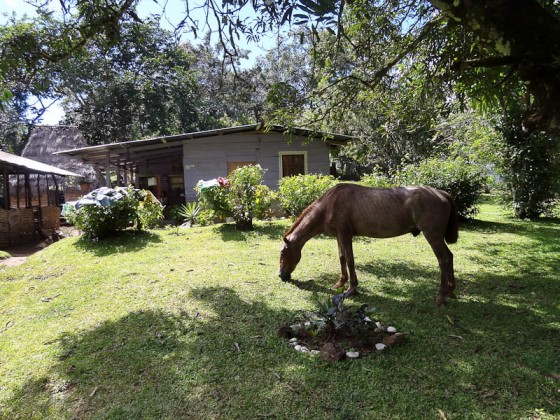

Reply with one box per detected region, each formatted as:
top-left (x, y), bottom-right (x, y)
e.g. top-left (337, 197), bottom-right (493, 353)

top-left (279, 184), bottom-right (459, 305)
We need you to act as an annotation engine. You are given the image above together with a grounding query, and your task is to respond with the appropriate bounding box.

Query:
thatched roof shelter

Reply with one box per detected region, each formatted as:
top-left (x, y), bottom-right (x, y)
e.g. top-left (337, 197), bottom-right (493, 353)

top-left (23, 125), bottom-right (103, 186)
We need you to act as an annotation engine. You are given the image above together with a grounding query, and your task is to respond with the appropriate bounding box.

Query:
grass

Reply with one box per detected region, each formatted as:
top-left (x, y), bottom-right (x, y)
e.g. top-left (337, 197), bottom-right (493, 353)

top-left (0, 196), bottom-right (558, 419)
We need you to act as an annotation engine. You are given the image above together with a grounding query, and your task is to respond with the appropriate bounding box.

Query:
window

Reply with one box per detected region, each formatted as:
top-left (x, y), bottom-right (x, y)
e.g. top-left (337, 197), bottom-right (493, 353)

top-left (279, 152), bottom-right (307, 178)
top-left (227, 161), bottom-right (256, 174)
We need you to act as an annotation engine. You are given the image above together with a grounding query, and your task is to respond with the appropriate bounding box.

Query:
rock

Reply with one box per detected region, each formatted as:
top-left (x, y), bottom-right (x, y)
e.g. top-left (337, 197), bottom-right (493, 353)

top-left (294, 345), bottom-right (302, 352)
top-left (387, 326), bottom-right (397, 333)
top-left (311, 350), bottom-right (321, 356)
top-left (299, 346), bottom-right (309, 353)
top-left (375, 343), bottom-right (386, 351)
top-left (382, 333), bottom-right (405, 347)
top-left (288, 337), bottom-right (298, 343)
top-left (375, 321), bottom-right (383, 329)
top-left (319, 342), bottom-right (346, 362)
top-left (346, 351), bottom-right (360, 359)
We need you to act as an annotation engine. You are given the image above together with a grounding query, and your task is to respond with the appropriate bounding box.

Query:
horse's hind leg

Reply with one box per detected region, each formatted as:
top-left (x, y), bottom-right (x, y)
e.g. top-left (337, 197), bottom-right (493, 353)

top-left (425, 235), bottom-right (454, 305)
top-left (336, 235), bottom-right (358, 296)
top-left (332, 237), bottom-right (349, 290)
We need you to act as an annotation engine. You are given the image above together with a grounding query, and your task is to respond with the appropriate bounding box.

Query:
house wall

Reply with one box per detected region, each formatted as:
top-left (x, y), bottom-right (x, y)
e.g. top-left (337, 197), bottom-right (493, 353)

top-left (182, 132), bottom-right (331, 201)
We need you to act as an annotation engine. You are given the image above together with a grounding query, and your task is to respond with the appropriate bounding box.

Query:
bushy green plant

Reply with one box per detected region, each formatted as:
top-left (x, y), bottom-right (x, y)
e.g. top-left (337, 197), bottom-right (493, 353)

top-left (65, 187), bottom-right (163, 239)
top-left (278, 174), bottom-right (336, 217)
top-left (137, 190), bottom-right (164, 229)
top-left (254, 184), bottom-right (278, 221)
top-left (196, 166), bottom-right (270, 230)
top-left (496, 113), bottom-right (560, 219)
top-left (396, 158), bottom-right (486, 219)
top-left (359, 171), bottom-right (395, 188)
top-left (175, 202), bottom-right (201, 226)
top-left (229, 165), bottom-right (267, 230)
top-left (195, 178), bottom-right (233, 220)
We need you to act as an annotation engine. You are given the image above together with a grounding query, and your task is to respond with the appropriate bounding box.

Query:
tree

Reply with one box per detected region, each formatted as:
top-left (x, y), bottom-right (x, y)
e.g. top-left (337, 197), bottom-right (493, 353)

top-left (60, 20), bottom-right (200, 144)
top-left (3, 1), bottom-right (560, 134)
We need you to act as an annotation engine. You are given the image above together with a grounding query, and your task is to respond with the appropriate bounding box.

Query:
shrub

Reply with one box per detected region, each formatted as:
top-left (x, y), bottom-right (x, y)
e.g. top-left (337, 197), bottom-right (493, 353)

top-left (65, 187), bottom-right (163, 239)
top-left (254, 184), bottom-right (278, 221)
top-left (229, 165), bottom-right (268, 230)
top-left (196, 166), bottom-right (272, 230)
top-left (359, 171), bottom-right (395, 188)
top-left (278, 174), bottom-right (336, 217)
top-left (395, 158), bottom-right (486, 219)
top-left (196, 177), bottom-right (233, 220)
top-left (496, 113), bottom-right (560, 219)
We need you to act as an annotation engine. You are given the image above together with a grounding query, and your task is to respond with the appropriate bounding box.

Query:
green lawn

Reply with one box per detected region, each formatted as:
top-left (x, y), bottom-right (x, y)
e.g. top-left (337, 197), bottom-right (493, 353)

top-left (0, 197), bottom-right (558, 419)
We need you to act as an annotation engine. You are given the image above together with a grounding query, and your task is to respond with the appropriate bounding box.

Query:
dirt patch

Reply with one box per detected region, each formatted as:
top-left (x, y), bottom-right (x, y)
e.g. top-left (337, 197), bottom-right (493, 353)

top-left (0, 227), bottom-right (81, 267)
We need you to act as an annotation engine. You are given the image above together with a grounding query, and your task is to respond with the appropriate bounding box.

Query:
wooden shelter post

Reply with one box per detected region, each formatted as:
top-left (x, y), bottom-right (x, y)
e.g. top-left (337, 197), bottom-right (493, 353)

top-left (1, 168), bottom-right (8, 209)
top-left (105, 153), bottom-right (111, 187)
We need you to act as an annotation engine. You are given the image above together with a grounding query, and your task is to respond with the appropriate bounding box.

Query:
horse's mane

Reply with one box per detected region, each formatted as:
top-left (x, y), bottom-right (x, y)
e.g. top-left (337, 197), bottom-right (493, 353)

top-left (284, 200), bottom-right (322, 238)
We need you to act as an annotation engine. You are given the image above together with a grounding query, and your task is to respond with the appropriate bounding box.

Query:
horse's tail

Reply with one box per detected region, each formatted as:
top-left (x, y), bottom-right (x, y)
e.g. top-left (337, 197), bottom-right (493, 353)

top-left (443, 191), bottom-right (459, 244)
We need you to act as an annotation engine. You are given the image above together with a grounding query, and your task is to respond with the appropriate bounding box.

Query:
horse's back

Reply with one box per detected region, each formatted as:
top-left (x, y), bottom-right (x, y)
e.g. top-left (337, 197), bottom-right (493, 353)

top-left (320, 184), bottom-right (453, 238)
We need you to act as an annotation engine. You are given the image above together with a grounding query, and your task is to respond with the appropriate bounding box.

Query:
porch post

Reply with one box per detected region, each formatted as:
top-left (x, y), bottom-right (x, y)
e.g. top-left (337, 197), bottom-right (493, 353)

top-left (105, 153), bottom-right (111, 187)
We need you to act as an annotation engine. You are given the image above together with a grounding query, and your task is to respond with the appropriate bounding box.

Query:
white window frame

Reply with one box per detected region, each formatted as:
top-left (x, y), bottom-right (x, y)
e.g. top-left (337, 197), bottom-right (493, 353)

top-left (278, 151), bottom-right (308, 179)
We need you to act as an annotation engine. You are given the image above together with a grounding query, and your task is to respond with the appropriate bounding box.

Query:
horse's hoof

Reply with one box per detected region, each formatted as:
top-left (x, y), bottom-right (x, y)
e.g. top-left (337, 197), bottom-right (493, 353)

top-left (331, 281), bottom-right (345, 290)
top-left (344, 287), bottom-right (357, 297)
top-left (448, 291), bottom-right (457, 299)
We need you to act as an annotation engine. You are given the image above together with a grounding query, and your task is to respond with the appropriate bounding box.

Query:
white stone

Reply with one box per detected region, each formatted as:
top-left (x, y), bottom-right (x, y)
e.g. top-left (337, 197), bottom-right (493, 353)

top-left (346, 351), bottom-right (360, 359)
top-left (311, 350), bottom-right (321, 356)
top-left (288, 337), bottom-right (298, 343)
top-left (375, 343), bottom-right (386, 351)
top-left (299, 346), bottom-right (309, 353)
top-left (364, 317), bottom-right (372, 323)
top-left (294, 345), bottom-right (302, 351)
top-left (375, 322), bottom-right (383, 329)
top-left (387, 326), bottom-right (397, 333)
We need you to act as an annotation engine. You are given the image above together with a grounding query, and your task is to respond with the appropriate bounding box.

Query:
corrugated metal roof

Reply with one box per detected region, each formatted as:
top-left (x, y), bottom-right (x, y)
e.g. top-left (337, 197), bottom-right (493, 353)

top-left (54, 124), bottom-right (354, 168)
top-left (0, 150), bottom-right (82, 177)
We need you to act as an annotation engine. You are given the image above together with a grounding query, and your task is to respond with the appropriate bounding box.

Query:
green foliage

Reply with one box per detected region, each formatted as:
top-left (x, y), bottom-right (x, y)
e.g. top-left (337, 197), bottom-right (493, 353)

top-left (359, 171), bottom-right (394, 188)
top-left (137, 191), bottom-right (164, 229)
top-left (254, 184), bottom-right (278, 221)
top-left (63, 21), bottom-right (201, 145)
top-left (496, 113), bottom-right (560, 219)
top-left (196, 178), bottom-right (234, 220)
top-left (396, 158), bottom-right (486, 219)
top-left (228, 165), bottom-right (267, 230)
top-left (196, 165), bottom-right (275, 230)
top-left (65, 187), bottom-right (163, 240)
top-left (278, 174), bottom-right (336, 217)
top-left (174, 202), bottom-right (202, 226)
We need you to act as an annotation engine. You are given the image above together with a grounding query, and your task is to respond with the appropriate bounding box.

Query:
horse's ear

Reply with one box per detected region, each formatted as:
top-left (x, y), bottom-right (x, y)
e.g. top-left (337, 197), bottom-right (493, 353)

top-left (283, 236), bottom-right (290, 245)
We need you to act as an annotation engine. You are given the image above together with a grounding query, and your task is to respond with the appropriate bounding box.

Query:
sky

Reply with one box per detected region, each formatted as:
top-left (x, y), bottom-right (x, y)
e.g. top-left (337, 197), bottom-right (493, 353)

top-left (1, 0), bottom-right (279, 124)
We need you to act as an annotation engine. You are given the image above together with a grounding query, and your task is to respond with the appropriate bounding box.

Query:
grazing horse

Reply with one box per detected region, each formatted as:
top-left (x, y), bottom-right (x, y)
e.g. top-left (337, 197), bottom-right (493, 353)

top-left (279, 184), bottom-right (459, 305)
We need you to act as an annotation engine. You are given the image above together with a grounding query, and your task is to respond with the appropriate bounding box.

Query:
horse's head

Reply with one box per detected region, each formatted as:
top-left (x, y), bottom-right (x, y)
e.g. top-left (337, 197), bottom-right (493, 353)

top-left (279, 236), bottom-right (301, 282)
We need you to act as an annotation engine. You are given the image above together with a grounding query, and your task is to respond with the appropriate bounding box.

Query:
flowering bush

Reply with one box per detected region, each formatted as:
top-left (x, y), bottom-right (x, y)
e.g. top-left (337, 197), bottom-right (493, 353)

top-left (196, 165), bottom-right (276, 230)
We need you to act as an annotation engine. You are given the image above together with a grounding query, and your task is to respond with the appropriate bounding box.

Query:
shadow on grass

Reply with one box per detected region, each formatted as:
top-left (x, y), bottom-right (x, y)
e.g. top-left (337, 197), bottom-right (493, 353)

top-left (214, 222), bottom-right (288, 242)
top-left (5, 282), bottom-right (558, 419)
top-left (461, 217), bottom-right (560, 239)
top-left (72, 230), bottom-right (163, 257)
